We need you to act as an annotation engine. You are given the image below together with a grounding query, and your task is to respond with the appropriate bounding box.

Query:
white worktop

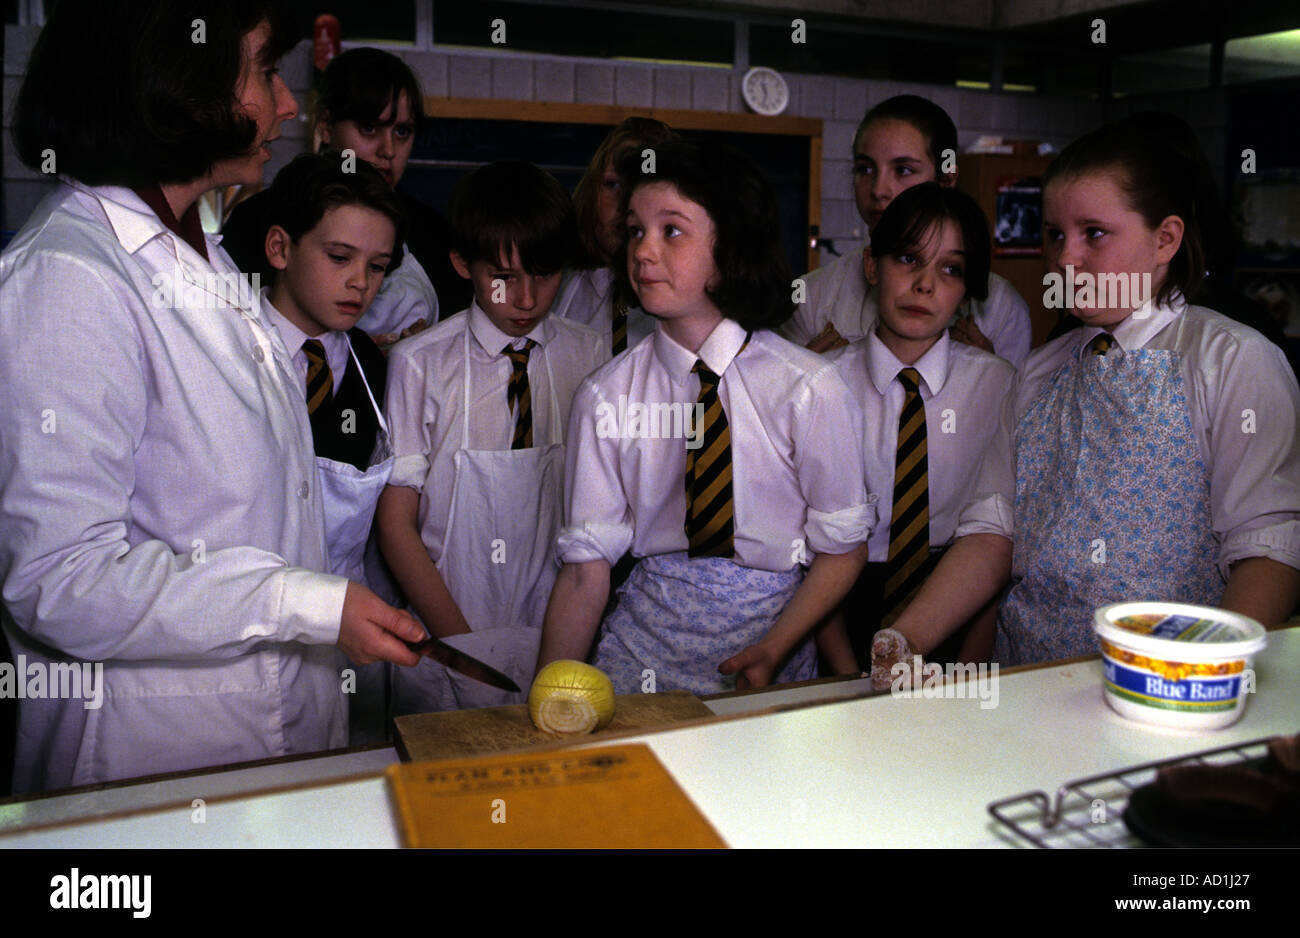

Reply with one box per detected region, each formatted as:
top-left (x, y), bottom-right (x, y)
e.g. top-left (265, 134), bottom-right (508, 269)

top-left (3, 628), bottom-right (1297, 848)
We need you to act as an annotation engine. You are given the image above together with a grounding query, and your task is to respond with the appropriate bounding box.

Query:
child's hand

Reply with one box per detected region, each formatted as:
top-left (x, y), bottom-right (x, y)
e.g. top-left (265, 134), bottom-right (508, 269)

top-left (949, 316), bottom-right (995, 354)
top-left (373, 320), bottom-right (430, 355)
top-left (337, 581), bottom-right (426, 667)
top-left (718, 643), bottom-right (777, 691)
top-left (399, 317), bottom-right (430, 340)
top-left (870, 627), bottom-right (917, 691)
top-left (806, 322), bottom-right (849, 354)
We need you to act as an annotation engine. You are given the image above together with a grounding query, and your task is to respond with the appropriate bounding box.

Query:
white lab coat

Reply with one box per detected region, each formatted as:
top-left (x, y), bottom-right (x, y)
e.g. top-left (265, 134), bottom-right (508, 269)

top-left (0, 181), bottom-right (349, 793)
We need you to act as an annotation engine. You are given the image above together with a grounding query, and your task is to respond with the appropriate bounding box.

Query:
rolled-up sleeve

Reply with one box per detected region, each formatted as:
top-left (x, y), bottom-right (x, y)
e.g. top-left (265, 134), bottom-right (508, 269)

top-left (556, 378), bottom-right (634, 564)
top-left (1202, 333), bottom-right (1300, 576)
top-left (383, 342), bottom-right (433, 490)
top-left (794, 364), bottom-right (876, 554)
top-left (955, 373), bottom-right (1018, 539)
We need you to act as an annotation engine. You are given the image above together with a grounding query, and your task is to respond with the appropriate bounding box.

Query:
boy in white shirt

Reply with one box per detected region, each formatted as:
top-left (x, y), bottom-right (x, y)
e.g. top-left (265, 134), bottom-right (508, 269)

top-left (819, 183), bottom-right (1016, 670)
top-left (255, 152), bottom-right (403, 744)
top-left (786, 95), bottom-right (1032, 369)
top-left (376, 161), bottom-right (609, 712)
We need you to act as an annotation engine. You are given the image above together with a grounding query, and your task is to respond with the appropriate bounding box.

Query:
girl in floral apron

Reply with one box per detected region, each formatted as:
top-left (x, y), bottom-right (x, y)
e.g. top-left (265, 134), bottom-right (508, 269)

top-left (871, 120), bottom-right (1300, 680)
top-left (538, 140), bottom-right (875, 695)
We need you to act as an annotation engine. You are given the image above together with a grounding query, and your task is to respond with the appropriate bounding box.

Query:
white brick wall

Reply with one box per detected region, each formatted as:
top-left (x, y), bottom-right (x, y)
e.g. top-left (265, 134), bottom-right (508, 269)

top-left (534, 60), bottom-right (576, 103)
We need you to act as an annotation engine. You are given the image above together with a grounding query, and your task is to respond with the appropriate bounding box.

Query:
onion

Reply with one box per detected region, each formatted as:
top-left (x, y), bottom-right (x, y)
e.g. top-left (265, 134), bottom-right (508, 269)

top-left (528, 660), bottom-right (616, 735)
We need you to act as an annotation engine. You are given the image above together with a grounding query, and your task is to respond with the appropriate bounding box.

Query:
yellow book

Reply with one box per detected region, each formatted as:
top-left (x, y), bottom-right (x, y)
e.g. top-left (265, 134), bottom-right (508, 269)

top-left (386, 743), bottom-right (726, 848)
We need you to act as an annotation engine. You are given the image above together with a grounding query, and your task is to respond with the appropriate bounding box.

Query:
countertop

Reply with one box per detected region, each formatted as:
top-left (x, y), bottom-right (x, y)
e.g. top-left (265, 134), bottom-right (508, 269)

top-left (2, 627), bottom-right (1296, 848)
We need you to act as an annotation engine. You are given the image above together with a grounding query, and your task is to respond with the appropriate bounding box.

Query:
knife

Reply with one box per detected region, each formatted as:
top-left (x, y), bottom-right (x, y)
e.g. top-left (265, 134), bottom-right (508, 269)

top-left (404, 634), bottom-right (522, 693)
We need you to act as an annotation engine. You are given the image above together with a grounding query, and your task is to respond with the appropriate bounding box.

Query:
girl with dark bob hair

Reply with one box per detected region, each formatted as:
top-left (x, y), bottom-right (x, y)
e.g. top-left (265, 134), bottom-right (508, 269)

top-left (613, 139), bottom-right (796, 331)
top-left (537, 138), bottom-right (873, 696)
top-left (866, 182), bottom-right (992, 303)
top-left (0, 0), bottom-right (426, 793)
top-left (814, 183), bottom-right (1015, 674)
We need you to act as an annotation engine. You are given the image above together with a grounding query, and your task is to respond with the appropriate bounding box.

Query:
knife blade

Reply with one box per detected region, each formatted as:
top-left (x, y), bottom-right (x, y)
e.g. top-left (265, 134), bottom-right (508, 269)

top-left (404, 634), bottom-right (522, 693)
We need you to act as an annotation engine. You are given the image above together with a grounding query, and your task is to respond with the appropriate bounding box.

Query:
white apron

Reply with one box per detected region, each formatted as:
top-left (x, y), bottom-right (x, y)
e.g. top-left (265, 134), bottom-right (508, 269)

top-left (314, 336), bottom-right (396, 743)
top-left (390, 325), bottom-right (565, 713)
top-left (317, 335), bottom-right (395, 582)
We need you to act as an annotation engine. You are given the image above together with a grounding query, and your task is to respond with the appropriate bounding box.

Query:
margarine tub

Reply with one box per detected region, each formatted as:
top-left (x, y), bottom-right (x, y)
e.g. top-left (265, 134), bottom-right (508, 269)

top-left (1093, 602), bottom-right (1267, 730)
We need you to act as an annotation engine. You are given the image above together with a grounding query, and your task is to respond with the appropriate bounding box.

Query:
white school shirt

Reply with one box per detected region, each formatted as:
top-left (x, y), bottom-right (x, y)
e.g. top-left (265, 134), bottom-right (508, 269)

top-left (784, 249), bottom-right (1033, 369)
top-left (260, 290), bottom-right (349, 394)
top-left (956, 298), bottom-right (1300, 577)
top-left (827, 330), bottom-right (1016, 562)
top-left (355, 244), bottom-right (438, 338)
top-left (384, 303), bottom-right (609, 563)
top-left (0, 181), bottom-right (348, 791)
top-left (552, 266), bottom-right (657, 350)
top-left (558, 318), bottom-right (877, 571)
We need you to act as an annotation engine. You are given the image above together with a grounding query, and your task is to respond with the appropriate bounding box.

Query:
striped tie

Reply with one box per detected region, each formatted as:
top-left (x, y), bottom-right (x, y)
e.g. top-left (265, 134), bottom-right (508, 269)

top-left (882, 367), bottom-right (930, 614)
top-left (303, 339), bottom-right (332, 415)
top-left (684, 360), bottom-right (736, 558)
top-left (1089, 332), bottom-right (1115, 356)
top-left (612, 294), bottom-right (629, 355)
top-left (504, 340), bottom-right (537, 450)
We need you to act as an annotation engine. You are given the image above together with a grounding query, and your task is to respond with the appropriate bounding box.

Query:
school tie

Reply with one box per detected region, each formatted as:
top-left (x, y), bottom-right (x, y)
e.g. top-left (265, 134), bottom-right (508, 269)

top-left (611, 295), bottom-right (629, 355)
top-left (684, 360), bottom-right (736, 558)
top-left (303, 339), bottom-right (332, 415)
top-left (882, 367), bottom-right (930, 615)
top-left (504, 340), bottom-right (537, 450)
top-left (1089, 332), bottom-right (1115, 356)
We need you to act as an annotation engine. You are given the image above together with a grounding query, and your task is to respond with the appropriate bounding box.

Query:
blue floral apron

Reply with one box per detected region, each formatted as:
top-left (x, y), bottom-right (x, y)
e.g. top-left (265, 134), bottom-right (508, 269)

top-left (594, 552), bottom-right (813, 695)
top-left (995, 347), bottom-right (1223, 665)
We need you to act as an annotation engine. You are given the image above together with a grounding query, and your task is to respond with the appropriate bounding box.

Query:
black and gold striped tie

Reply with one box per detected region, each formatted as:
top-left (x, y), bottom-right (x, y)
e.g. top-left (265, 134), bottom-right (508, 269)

top-left (882, 367), bottom-right (930, 613)
top-left (303, 339), bottom-right (332, 416)
top-left (611, 295), bottom-right (629, 355)
top-left (1089, 332), bottom-right (1115, 356)
top-left (685, 356), bottom-right (740, 558)
top-left (504, 340), bottom-right (537, 450)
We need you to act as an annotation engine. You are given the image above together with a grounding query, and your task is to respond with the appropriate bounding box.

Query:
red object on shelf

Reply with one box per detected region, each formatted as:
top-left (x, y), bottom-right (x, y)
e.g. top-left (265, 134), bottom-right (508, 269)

top-left (313, 14), bottom-right (341, 72)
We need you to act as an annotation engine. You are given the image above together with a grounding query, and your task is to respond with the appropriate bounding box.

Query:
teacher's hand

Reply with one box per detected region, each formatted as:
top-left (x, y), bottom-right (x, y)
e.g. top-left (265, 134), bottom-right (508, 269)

top-left (338, 581), bottom-right (426, 666)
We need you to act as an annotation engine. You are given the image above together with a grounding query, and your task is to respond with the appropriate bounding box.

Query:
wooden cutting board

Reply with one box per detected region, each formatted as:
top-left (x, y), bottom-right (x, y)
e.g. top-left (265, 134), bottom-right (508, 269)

top-left (394, 690), bottom-right (714, 763)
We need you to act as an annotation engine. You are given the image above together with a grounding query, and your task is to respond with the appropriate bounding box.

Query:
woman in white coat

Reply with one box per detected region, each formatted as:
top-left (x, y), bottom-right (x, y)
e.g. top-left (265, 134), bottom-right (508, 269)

top-left (0, 0), bottom-right (426, 793)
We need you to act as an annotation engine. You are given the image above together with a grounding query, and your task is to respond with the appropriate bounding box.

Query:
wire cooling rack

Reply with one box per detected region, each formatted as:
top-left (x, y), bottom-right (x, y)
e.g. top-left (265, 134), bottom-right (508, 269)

top-left (987, 737), bottom-right (1273, 848)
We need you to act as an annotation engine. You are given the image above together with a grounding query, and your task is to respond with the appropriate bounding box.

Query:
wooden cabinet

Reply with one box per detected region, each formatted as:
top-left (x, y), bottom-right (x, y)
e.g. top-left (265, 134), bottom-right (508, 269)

top-left (957, 151), bottom-right (1057, 348)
